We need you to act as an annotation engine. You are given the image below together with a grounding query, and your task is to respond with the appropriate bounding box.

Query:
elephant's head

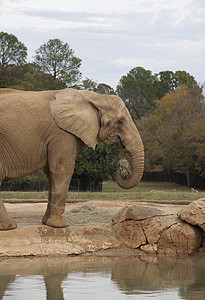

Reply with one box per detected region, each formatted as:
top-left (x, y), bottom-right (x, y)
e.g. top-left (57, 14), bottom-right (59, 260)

top-left (50, 88), bottom-right (144, 189)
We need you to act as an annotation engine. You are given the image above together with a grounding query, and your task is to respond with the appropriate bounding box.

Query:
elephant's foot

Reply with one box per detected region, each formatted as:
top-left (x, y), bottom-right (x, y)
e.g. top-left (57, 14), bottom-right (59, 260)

top-left (43, 215), bottom-right (68, 228)
top-left (0, 217), bottom-right (17, 231)
top-left (42, 212), bottom-right (50, 225)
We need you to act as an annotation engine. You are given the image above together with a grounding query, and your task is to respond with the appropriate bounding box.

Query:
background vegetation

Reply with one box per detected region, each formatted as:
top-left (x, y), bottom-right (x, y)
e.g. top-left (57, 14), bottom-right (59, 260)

top-left (0, 32), bottom-right (204, 191)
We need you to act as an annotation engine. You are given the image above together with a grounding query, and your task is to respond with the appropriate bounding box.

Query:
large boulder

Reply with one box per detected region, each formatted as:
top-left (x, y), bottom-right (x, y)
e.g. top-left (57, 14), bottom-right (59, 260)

top-left (112, 205), bottom-right (203, 255)
top-left (178, 198), bottom-right (205, 231)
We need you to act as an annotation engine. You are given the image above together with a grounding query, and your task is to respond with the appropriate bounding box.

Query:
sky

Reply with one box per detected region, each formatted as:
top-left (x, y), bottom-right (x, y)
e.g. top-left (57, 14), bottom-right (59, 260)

top-left (0, 0), bottom-right (205, 88)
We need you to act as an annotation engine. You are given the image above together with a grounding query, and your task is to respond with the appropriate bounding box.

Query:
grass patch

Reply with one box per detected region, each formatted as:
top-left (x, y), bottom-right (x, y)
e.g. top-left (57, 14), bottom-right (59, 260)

top-left (1, 181), bottom-right (205, 202)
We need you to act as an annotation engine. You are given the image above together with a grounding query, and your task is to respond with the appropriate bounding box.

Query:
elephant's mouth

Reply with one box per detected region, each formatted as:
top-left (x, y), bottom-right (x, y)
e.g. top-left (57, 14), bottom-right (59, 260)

top-left (116, 135), bottom-right (125, 149)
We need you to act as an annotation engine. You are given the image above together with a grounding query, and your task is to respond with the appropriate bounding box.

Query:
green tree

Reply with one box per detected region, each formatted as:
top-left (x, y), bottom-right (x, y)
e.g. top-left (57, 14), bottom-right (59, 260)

top-left (116, 67), bottom-right (197, 119)
top-left (0, 63), bottom-right (66, 90)
top-left (138, 84), bottom-right (205, 187)
top-left (116, 67), bottom-right (158, 119)
top-left (24, 63), bottom-right (66, 91)
top-left (81, 78), bottom-right (115, 94)
top-left (81, 78), bottom-right (97, 91)
top-left (0, 32), bottom-right (27, 70)
top-left (34, 39), bottom-right (82, 89)
top-left (156, 70), bottom-right (197, 99)
top-left (95, 83), bottom-right (115, 95)
top-left (74, 143), bottom-right (119, 182)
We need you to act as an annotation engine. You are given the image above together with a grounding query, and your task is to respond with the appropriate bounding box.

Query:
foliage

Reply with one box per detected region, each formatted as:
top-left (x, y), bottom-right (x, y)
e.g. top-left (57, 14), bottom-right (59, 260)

top-left (0, 63), bottom-right (67, 90)
top-left (138, 84), bottom-right (205, 187)
top-left (80, 78), bottom-right (115, 94)
top-left (0, 64), bottom-right (26, 89)
top-left (0, 32), bottom-right (27, 70)
top-left (23, 63), bottom-right (66, 91)
top-left (1, 170), bottom-right (47, 191)
top-left (74, 143), bottom-right (119, 181)
top-left (156, 70), bottom-right (197, 99)
top-left (116, 67), bottom-right (198, 119)
top-left (34, 39), bottom-right (82, 89)
top-left (116, 67), bottom-right (158, 119)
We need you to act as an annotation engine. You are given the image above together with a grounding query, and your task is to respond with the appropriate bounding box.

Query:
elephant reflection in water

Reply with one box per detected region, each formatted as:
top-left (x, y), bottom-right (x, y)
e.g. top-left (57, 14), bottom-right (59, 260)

top-left (0, 274), bottom-right (66, 300)
top-left (1, 255), bottom-right (205, 299)
top-left (0, 276), bottom-right (16, 300)
top-left (44, 274), bottom-right (67, 300)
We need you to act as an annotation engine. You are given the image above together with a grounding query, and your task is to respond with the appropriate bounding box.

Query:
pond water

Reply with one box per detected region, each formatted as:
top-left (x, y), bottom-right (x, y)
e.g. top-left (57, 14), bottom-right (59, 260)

top-left (0, 253), bottom-right (205, 299)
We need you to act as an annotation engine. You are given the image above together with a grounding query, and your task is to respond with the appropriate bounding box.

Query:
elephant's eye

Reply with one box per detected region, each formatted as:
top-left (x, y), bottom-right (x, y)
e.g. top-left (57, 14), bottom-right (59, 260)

top-left (118, 120), bottom-right (123, 125)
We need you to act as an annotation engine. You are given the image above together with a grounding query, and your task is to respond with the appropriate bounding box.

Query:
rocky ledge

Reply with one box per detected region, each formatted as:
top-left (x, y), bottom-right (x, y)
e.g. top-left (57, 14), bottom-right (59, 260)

top-left (0, 198), bottom-right (205, 257)
top-left (113, 199), bottom-right (205, 255)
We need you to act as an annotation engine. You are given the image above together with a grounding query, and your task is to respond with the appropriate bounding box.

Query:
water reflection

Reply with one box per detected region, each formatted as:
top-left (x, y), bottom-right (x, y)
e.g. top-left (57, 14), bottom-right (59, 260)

top-left (0, 253), bottom-right (205, 299)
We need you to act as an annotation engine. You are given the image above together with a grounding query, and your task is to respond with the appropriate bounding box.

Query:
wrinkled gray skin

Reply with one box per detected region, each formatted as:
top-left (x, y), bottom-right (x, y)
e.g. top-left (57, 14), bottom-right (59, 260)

top-left (0, 88), bottom-right (144, 230)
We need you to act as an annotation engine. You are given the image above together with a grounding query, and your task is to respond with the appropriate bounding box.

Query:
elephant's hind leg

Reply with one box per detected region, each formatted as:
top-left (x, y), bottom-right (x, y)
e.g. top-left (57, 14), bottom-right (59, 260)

top-left (0, 198), bottom-right (17, 230)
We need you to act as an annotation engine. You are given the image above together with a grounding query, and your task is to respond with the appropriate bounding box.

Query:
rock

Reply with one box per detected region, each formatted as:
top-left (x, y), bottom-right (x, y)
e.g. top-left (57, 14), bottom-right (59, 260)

top-left (178, 198), bottom-right (205, 231)
top-left (113, 219), bottom-right (147, 249)
top-left (141, 243), bottom-right (158, 254)
top-left (112, 205), bottom-right (203, 255)
top-left (112, 205), bottom-right (164, 224)
top-left (142, 215), bottom-right (179, 244)
top-left (158, 222), bottom-right (202, 255)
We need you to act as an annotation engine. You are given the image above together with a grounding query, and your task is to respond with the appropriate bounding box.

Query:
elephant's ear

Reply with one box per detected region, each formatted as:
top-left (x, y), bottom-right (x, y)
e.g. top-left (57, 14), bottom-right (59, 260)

top-left (50, 89), bottom-right (99, 149)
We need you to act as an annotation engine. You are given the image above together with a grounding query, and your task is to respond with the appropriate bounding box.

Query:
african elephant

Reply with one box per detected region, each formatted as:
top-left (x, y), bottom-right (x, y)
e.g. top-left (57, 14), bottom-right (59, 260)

top-left (0, 88), bottom-right (144, 230)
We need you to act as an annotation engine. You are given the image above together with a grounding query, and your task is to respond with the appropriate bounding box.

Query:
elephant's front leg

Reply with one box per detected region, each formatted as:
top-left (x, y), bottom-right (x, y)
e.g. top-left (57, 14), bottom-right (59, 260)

top-left (42, 165), bottom-right (73, 228)
top-left (42, 133), bottom-right (83, 228)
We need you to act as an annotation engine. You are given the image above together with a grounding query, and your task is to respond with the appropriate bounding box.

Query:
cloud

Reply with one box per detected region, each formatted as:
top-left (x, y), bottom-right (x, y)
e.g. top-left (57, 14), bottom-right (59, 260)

top-left (1, 0), bottom-right (205, 35)
top-left (0, 0), bottom-right (205, 87)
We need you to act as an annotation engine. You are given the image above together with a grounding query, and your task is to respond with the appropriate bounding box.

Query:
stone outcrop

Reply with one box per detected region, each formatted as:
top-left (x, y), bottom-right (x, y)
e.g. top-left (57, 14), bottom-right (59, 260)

top-left (112, 204), bottom-right (203, 255)
top-left (178, 198), bottom-right (205, 231)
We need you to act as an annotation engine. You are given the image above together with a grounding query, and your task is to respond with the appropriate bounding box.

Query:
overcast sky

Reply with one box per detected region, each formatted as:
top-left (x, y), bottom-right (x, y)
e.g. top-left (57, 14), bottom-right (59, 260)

top-left (1, 0), bottom-right (205, 88)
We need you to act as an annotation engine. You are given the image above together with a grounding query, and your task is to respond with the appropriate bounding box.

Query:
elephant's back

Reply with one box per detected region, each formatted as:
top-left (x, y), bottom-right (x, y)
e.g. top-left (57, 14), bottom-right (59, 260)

top-left (0, 89), bottom-right (58, 137)
top-left (0, 89), bottom-right (56, 118)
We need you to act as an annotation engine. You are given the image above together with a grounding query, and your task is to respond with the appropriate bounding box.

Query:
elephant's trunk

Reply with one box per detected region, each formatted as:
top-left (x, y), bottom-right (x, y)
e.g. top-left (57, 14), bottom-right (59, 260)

top-left (116, 135), bottom-right (144, 189)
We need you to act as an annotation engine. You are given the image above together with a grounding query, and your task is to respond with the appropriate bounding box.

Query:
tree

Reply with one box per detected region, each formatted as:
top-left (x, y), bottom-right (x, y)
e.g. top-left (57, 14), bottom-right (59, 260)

top-left (138, 84), bottom-right (205, 187)
top-left (74, 143), bottom-right (119, 182)
top-left (116, 67), bottom-right (158, 119)
top-left (156, 70), bottom-right (197, 99)
top-left (0, 32), bottom-right (27, 70)
top-left (80, 78), bottom-right (115, 94)
top-left (95, 83), bottom-right (115, 95)
top-left (80, 78), bottom-right (97, 91)
top-left (24, 63), bottom-right (66, 91)
top-left (34, 39), bottom-right (82, 89)
top-left (116, 67), bottom-right (198, 119)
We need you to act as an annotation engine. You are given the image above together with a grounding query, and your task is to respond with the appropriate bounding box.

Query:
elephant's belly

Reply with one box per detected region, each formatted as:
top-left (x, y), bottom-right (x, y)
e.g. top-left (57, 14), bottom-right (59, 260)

top-left (0, 145), bottom-right (47, 182)
top-left (4, 160), bottom-right (47, 181)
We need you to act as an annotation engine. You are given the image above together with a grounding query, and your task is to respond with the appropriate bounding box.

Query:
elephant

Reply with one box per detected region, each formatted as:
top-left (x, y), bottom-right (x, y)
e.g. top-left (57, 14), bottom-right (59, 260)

top-left (0, 88), bottom-right (144, 230)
